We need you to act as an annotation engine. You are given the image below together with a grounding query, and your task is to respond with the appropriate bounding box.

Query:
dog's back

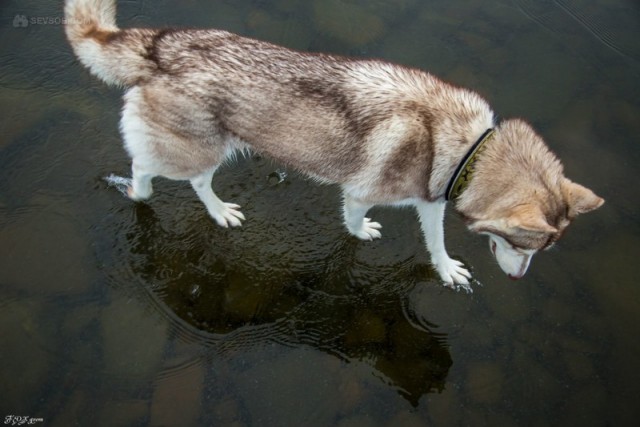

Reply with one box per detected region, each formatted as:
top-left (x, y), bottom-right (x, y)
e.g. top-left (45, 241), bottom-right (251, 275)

top-left (65, 0), bottom-right (493, 198)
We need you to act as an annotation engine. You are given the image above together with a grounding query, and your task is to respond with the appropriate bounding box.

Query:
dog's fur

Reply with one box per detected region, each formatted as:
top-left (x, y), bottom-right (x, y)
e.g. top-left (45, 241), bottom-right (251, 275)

top-left (65, 0), bottom-right (604, 291)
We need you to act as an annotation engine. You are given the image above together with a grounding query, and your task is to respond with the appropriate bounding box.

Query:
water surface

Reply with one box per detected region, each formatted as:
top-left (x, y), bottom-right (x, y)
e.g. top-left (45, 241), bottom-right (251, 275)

top-left (1, 0), bottom-right (639, 425)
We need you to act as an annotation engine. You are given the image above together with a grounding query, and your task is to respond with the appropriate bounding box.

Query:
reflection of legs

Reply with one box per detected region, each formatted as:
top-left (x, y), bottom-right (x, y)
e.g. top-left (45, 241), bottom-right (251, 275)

top-left (343, 193), bottom-right (381, 241)
top-left (416, 200), bottom-right (471, 289)
top-left (190, 168), bottom-right (245, 228)
top-left (127, 163), bottom-right (154, 201)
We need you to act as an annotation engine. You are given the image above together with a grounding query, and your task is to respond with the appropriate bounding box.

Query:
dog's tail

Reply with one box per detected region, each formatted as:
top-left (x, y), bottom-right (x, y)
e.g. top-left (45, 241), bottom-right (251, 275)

top-left (65, 0), bottom-right (155, 86)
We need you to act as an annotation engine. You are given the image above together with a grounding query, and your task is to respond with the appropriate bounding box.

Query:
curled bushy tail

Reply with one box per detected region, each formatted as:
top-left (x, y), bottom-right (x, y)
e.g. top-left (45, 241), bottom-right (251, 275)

top-left (65, 0), bottom-right (155, 86)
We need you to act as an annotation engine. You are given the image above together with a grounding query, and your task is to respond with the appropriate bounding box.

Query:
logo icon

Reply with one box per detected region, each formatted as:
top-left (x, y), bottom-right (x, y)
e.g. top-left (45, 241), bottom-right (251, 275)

top-left (13, 14), bottom-right (29, 28)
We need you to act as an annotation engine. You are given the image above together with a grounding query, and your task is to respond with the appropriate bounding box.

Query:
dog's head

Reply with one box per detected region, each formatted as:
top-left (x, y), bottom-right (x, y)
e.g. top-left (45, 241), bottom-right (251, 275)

top-left (457, 119), bottom-right (604, 279)
top-left (467, 189), bottom-right (603, 279)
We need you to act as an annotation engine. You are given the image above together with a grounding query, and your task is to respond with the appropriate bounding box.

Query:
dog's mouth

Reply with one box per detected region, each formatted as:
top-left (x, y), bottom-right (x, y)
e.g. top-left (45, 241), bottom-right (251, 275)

top-left (508, 261), bottom-right (528, 280)
top-left (488, 237), bottom-right (529, 280)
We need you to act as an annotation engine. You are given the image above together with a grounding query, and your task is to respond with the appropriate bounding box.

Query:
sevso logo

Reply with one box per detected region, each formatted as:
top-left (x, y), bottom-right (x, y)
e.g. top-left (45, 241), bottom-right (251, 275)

top-left (13, 14), bottom-right (29, 28)
top-left (12, 14), bottom-right (89, 28)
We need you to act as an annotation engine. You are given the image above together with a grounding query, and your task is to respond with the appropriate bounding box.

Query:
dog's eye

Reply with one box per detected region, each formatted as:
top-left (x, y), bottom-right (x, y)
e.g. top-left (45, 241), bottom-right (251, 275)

top-left (510, 244), bottom-right (537, 256)
top-left (502, 237), bottom-right (536, 254)
top-left (508, 243), bottom-right (524, 253)
top-left (542, 234), bottom-right (559, 251)
top-left (512, 245), bottom-right (527, 254)
top-left (505, 240), bottom-right (526, 253)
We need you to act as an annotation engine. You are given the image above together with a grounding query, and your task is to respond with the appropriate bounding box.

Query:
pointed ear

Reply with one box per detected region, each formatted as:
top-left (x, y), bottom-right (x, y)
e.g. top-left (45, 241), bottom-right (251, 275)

top-left (506, 204), bottom-right (558, 234)
top-left (562, 180), bottom-right (604, 215)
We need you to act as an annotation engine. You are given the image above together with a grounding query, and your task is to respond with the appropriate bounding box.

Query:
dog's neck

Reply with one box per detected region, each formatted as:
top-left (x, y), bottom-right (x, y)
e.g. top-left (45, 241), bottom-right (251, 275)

top-left (445, 128), bottom-right (495, 202)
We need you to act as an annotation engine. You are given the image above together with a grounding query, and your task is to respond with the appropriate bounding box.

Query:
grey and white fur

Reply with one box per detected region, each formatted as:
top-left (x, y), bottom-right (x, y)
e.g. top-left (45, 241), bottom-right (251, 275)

top-left (65, 0), bottom-right (604, 291)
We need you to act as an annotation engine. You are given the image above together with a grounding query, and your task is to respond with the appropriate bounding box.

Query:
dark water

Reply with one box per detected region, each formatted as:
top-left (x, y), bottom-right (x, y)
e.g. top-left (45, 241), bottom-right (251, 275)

top-left (1, 0), bottom-right (639, 425)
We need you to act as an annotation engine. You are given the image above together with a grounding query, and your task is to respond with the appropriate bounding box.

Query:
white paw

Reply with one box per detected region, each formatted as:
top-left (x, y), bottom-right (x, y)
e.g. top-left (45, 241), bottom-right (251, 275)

top-left (127, 185), bottom-right (152, 201)
top-left (211, 203), bottom-right (245, 228)
top-left (352, 218), bottom-right (382, 241)
top-left (434, 257), bottom-right (473, 293)
top-left (104, 174), bottom-right (133, 198)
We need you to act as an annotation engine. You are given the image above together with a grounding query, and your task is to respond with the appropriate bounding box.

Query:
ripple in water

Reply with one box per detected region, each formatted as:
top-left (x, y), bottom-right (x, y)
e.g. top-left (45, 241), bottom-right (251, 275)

top-left (94, 168), bottom-right (455, 405)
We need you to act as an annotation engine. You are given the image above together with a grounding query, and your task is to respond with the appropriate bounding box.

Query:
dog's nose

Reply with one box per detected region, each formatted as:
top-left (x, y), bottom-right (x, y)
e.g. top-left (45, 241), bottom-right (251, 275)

top-left (508, 273), bottom-right (522, 280)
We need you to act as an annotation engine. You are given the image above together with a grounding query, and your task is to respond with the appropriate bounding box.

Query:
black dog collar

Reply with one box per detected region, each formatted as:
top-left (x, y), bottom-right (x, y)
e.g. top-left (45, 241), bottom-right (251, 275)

top-left (445, 128), bottom-right (495, 201)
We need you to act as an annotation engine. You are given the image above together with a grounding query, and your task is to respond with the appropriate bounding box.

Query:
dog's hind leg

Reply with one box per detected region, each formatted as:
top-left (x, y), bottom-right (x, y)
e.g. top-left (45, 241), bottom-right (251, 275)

top-left (190, 168), bottom-right (245, 228)
top-left (127, 163), bottom-right (155, 201)
top-left (103, 163), bottom-right (154, 200)
top-left (343, 194), bottom-right (382, 241)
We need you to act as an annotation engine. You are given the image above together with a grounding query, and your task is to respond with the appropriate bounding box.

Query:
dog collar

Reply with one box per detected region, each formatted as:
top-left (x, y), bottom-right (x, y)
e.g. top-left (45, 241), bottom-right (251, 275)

top-left (445, 128), bottom-right (495, 201)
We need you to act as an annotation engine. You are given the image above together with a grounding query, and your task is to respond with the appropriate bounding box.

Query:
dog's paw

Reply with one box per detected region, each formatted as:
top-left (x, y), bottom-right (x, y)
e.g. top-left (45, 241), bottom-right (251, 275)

top-left (104, 174), bottom-right (134, 198)
top-left (127, 185), bottom-right (152, 201)
top-left (211, 203), bottom-right (245, 228)
top-left (352, 218), bottom-right (382, 241)
top-left (434, 257), bottom-right (473, 293)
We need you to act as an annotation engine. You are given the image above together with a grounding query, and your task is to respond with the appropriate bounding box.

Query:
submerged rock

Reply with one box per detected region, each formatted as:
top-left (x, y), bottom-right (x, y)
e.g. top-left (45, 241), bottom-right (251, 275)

top-left (246, 8), bottom-right (313, 51)
top-left (101, 295), bottom-right (168, 379)
top-left (313, 0), bottom-right (386, 47)
top-left (466, 361), bottom-right (504, 404)
top-left (0, 195), bottom-right (92, 295)
top-left (150, 362), bottom-right (205, 427)
top-left (0, 301), bottom-right (51, 411)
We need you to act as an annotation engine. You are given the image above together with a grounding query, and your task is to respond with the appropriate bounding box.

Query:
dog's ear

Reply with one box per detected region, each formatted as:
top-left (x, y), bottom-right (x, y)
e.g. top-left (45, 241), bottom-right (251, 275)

top-left (562, 180), bottom-right (604, 216)
top-left (505, 204), bottom-right (558, 234)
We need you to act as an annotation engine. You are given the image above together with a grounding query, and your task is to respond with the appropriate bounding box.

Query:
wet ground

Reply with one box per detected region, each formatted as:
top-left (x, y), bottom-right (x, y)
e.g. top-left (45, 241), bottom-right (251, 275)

top-left (1, 0), bottom-right (639, 425)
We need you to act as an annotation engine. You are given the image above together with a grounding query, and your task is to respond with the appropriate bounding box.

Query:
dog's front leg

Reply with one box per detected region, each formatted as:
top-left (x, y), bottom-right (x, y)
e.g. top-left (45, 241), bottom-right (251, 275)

top-left (416, 200), bottom-right (472, 291)
top-left (343, 194), bottom-right (382, 241)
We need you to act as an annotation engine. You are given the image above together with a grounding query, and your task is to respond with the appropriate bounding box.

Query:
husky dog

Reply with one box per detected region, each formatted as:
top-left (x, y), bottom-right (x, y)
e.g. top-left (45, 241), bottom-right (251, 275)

top-left (65, 0), bottom-right (603, 291)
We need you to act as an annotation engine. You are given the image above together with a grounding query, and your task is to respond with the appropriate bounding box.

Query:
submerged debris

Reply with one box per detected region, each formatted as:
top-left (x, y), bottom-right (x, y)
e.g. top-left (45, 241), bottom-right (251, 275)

top-left (267, 169), bottom-right (288, 186)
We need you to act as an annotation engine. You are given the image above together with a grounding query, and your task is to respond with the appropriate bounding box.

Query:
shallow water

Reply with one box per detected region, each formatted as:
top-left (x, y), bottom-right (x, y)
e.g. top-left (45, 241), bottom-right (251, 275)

top-left (1, 0), bottom-right (639, 425)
